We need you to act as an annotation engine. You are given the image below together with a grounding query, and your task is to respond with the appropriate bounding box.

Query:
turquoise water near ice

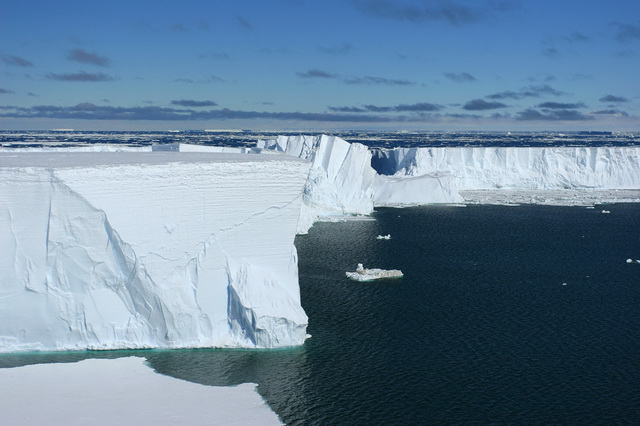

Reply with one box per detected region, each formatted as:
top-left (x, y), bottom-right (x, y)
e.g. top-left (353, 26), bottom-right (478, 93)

top-left (2, 204), bottom-right (640, 424)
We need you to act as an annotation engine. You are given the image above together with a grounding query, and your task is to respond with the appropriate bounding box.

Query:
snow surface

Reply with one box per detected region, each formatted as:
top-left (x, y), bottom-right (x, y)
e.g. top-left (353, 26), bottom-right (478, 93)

top-left (0, 357), bottom-right (280, 425)
top-left (0, 151), bottom-right (310, 352)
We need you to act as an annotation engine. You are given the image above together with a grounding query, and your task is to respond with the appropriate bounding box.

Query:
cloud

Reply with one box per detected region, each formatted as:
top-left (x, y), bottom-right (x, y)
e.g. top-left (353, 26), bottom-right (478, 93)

top-left (237, 16), bottom-right (253, 30)
top-left (486, 84), bottom-right (565, 100)
top-left (343, 76), bottom-right (414, 86)
top-left (352, 0), bottom-right (518, 26)
top-left (45, 72), bottom-right (115, 82)
top-left (67, 49), bottom-right (110, 67)
top-left (199, 52), bottom-right (231, 60)
top-left (462, 99), bottom-right (507, 110)
top-left (0, 103), bottom-right (405, 123)
top-left (563, 31), bottom-right (591, 43)
top-left (542, 47), bottom-right (560, 57)
top-left (171, 99), bottom-right (218, 107)
top-left (444, 72), bottom-right (476, 82)
top-left (173, 74), bottom-right (226, 83)
top-left (591, 109), bottom-right (629, 117)
top-left (329, 102), bottom-right (442, 113)
top-left (3, 55), bottom-right (33, 67)
top-left (296, 69), bottom-right (339, 79)
top-left (318, 43), bottom-right (355, 55)
top-left (171, 23), bottom-right (189, 32)
top-left (599, 94), bottom-right (628, 102)
top-left (296, 70), bottom-right (414, 85)
top-left (394, 102), bottom-right (442, 111)
top-left (570, 73), bottom-right (592, 81)
top-left (610, 22), bottom-right (640, 43)
top-left (537, 102), bottom-right (586, 109)
top-left (0, 88), bottom-right (15, 94)
top-left (516, 108), bottom-right (593, 121)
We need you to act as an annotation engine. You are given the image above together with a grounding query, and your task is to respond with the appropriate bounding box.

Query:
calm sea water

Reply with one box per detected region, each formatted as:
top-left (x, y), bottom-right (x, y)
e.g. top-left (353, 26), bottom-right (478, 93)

top-left (2, 204), bottom-right (639, 424)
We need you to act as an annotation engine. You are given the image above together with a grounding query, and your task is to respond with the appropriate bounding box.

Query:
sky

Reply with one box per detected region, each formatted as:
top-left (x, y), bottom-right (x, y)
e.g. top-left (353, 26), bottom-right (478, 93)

top-left (1, 0), bottom-right (639, 131)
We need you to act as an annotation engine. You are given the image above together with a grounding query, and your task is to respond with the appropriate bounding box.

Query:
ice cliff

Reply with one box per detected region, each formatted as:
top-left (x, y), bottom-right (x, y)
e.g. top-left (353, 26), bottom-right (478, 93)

top-left (256, 135), bottom-right (463, 232)
top-left (257, 135), bottom-right (377, 233)
top-left (0, 151), bottom-right (310, 352)
top-left (372, 147), bottom-right (640, 190)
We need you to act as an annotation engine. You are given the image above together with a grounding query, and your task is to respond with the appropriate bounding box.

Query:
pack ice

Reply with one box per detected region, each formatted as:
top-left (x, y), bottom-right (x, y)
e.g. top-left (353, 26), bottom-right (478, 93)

top-left (0, 151), bottom-right (310, 352)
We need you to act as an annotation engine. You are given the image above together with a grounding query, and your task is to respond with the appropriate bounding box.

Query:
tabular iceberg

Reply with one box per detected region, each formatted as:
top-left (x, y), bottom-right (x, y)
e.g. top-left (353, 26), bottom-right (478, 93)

top-left (256, 135), bottom-right (465, 232)
top-left (0, 151), bottom-right (310, 352)
top-left (372, 146), bottom-right (640, 190)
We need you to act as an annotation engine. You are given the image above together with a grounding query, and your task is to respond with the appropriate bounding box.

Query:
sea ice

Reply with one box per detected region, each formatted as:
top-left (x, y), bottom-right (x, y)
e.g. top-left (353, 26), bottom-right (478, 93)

top-left (346, 263), bottom-right (404, 281)
top-left (0, 357), bottom-right (281, 425)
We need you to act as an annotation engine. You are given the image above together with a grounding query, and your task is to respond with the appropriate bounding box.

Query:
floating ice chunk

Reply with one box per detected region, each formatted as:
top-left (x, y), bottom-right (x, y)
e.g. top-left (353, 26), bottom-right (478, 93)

top-left (376, 234), bottom-right (392, 240)
top-left (601, 210), bottom-right (611, 214)
top-left (345, 263), bottom-right (403, 281)
top-left (627, 258), bottom-right (640, 264)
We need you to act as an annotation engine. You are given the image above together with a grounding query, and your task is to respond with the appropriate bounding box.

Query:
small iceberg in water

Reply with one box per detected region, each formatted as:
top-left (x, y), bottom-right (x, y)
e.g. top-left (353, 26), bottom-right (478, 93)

top-left (626, 258), bottom-right (640, 264)
top-left (602, 210), bottom-right (611, 214)
top-left (376, 234), bottom-right (391, 240)
top-left (346, 263), bottom-right (404, 282)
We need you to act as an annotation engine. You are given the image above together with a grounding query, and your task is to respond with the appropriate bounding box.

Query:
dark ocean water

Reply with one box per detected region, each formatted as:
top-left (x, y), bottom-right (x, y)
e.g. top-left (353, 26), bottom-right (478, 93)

top-left (2, 204), bottom-right (640, 424)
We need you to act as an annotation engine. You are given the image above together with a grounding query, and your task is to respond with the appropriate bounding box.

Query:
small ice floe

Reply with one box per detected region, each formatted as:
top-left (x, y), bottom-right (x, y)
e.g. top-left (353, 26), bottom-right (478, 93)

top-left (376, 234), bottom-right (391, 240)
top-left (626, 258), bottom-right (640, 264)
top-left (601, 210), bottom-right (611, 214)
top-left (346, 263), bottom-right (403, 282)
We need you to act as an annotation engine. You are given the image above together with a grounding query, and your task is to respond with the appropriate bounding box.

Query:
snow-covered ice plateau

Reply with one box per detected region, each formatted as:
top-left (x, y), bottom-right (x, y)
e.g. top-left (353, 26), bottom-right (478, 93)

top-left (0, 151), bottom-right (310, 352)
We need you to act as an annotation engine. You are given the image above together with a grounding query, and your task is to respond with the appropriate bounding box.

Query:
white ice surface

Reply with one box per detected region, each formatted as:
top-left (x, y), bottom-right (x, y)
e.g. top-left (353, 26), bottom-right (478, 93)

top-left (257, 135), bottom-right (377, 233)
top-left (373, 146), bottom-right (640, 190)
top-left (345, 264), bottom-right (404, 282)
top-left (0, 357), bottom-right (280, 426)
top-left (373, 173), bottom-right (464, 206)
top-left (0, 151), bottom-right (310, 352)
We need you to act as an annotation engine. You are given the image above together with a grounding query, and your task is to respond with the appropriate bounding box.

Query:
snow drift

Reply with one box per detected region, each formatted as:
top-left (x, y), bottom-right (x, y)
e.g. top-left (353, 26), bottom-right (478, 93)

top-left (0, 151), bottom-right (310, 352)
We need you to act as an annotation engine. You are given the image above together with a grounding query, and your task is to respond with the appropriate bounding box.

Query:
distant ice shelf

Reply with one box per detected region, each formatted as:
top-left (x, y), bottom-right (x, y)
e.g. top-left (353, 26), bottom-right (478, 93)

top-left (0, 150), bottom-right (310, 352)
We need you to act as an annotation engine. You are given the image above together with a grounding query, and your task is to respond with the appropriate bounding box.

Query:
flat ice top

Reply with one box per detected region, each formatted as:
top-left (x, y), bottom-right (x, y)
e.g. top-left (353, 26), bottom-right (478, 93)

top-left (0, 357), bottom-right (281, 425)
top-left (0, 151), bottom-right (307, 168)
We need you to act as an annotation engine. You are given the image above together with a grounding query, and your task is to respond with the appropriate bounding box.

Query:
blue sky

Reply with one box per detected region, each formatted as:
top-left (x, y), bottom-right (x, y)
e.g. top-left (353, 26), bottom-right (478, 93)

top-left (1, 0), bottom-right (639, 131)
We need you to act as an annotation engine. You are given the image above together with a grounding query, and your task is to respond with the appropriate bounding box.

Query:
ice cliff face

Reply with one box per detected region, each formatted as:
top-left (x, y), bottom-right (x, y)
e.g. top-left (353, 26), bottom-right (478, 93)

top-left (257, 135), bottom-right (377, 233)
top-left (0, 151), bottom-right (309, 352)
top-left (372, 147), bottom-right (640, 190)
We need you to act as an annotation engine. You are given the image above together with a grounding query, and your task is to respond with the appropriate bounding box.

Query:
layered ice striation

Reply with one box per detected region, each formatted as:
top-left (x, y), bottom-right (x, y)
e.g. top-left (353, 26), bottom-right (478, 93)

top-left (372, 146), bottom-right (640, 190)
top-left (0, 151), bottom-right (310, 352)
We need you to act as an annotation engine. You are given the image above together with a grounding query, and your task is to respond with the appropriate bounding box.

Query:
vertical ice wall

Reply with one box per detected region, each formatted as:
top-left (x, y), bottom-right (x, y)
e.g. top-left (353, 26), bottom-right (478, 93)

top-left (0, 152), bottom-right (310, 352)
top-left (372, 146), bottom-right (640, 190)
top-left (257, 135), bottom-right (377, 233)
